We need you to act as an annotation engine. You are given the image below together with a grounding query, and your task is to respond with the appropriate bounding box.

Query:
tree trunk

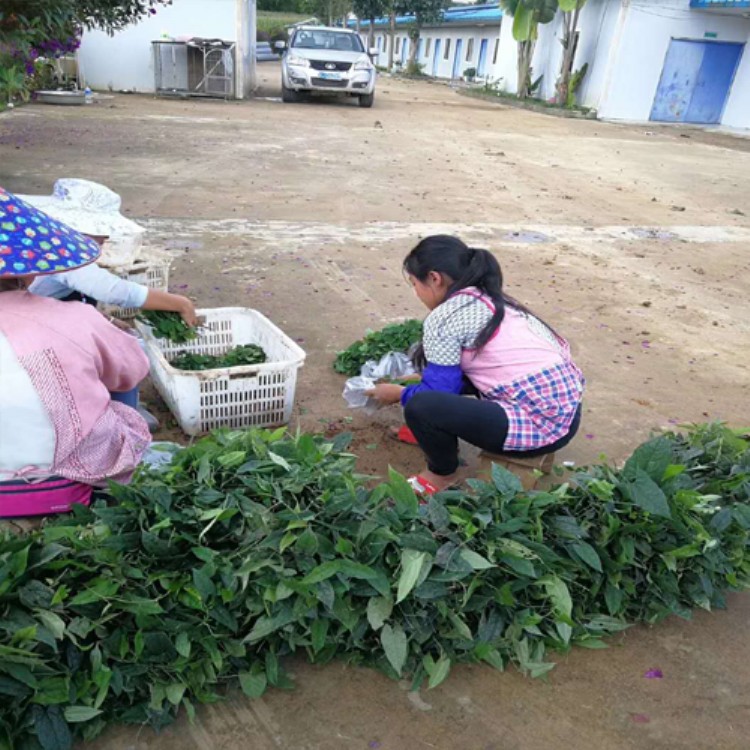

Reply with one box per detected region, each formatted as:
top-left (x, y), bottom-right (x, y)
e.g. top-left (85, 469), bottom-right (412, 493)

top-left (516, 39), bottom-right (534, 99)
top-left (356, 17), bottom-right (361, 34)
top-left (368, 18), bottom-right (375, 51)
top-left (557, 6), bottom-right (582, 106)
top-left (407, 29), bottom-right (419, 74)
top-left (387, 12), bottom-right (395, 71)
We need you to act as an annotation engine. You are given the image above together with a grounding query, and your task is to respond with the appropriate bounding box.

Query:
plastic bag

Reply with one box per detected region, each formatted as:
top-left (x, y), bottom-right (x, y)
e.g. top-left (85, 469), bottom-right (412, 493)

top-left (361, 351), bottom-right (416, 380)
top-left (141, 441), bottom-right (182, 471)
top-left (342, 352), bottom-right (417, 413)
top-left (343, 376), bottom-right (379, 414)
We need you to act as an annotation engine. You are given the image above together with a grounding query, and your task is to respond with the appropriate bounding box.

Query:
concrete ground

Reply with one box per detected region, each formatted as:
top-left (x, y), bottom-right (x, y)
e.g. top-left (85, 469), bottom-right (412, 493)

top-left (2, 63), bottom-right (750, 749)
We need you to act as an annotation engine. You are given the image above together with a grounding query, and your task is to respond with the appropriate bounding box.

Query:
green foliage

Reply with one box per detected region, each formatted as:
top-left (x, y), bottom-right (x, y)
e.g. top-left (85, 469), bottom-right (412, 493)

top-left (1, 423), bottom-right (749, 747)
top-left (352, 0), bottom-right (388, 25)
top-left (499, 0), bottom-right (557, 42)
top-left (566, 62), bottom-right (588, 108)
top-left (137, 311), bottom-right (197, 344)
top-left (463, 67), bottom-right (477, 79)
top-left (558, 0), bottom-right (587, 11)
top-left (171, 345), bottom-right (268, 371)
top-left (394, 0), bottom-right (447, 29)
top-left (257, 11), bottom-right (309, 37)
top-left (333, 319), bottom-right (423, 376)
top-left (0, 65), bottom-right (31, 104)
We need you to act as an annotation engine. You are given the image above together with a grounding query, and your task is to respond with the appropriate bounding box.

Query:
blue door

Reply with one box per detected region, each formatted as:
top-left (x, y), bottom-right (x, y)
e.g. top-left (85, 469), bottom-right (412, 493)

top-left (452, 38), bottom-right (463, 79)
top-left (401, 37), bottom-right (408, 65)
top-left (432, 39), bottom-right (441, 76)
top-left (651, 39), bottom-right (744, 124)
top-left (477, 38), bottom-right (488, 77)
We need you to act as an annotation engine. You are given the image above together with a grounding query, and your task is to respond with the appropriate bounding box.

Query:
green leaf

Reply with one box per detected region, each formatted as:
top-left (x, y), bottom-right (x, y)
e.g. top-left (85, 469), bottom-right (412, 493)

top-left (63, 706), bottom-right (103, 724)
top-left (311, 619), bottom-right (329, 654)
top-left (366, 596), bottom-right (393, 631)
top-left (387, 468), bottom-right (419, 517)
top-left (35, 611), bottom-right (65, 641)
top-left (512, 3), bottom-right (534, 41)
top-left (396, 550), bottom-right (428, 604)
top-left (620, 469), bottom-right (672, 518)
top-left (268, 451), bottom-right (291, 471)
top-left (570, 541), bottom-right (602, 572)
top-left (245, 610), bottom-right (297, 643)
top-left (380, 624), bottom-right (408, 677)
top-left (604, 583), bottom-right (623, 616)
top-left (539, 576), bottom-right (573, 620)
top-left (175, 632), bottom-right (191, 658)
top-left (32, 706), bottom-right (72, 750)
top-left (299, 561), bottom-right (343, 586)
top-left (425, 654), bottom-right (451, 689)
top-left (622, 437), bottom-right (672, 484)
top-left (239, 670), bottom-right (267, 699)
top-left (166, 684), bottom-right (186, 706)
top-left (459, 549), bottom-right (495, 570)
top-left (491, 463), bottom-right (523, 496)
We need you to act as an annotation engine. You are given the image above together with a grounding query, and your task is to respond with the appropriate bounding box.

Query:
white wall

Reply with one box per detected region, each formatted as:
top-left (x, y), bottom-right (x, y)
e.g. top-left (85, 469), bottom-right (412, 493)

top-left (494, 0), bottom-right (749, 127)
top-left (723, 40), bottom-right (750, 128)
top-left (598, 0), bottom-right (750, 125)
top-left (369, 23), bottom-right (503, 81)
top-left (78, 0), bottom-right (236, 92)
top-left (494, 14), bottom-right (518, 91)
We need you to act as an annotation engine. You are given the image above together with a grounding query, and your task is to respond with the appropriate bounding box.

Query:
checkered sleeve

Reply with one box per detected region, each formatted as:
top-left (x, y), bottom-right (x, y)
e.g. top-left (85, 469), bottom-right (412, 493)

top-left (422, 294), bottom-right (494, 366)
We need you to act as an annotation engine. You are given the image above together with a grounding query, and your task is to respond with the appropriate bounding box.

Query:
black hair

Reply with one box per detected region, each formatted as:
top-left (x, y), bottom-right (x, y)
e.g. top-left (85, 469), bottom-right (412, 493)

top-left (403, 235), bottom-right (552, 368)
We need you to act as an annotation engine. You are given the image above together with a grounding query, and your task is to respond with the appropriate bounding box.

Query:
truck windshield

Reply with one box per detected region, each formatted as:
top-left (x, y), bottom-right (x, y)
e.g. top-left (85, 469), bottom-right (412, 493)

top-left (292, 30), bottom-right (364, 53)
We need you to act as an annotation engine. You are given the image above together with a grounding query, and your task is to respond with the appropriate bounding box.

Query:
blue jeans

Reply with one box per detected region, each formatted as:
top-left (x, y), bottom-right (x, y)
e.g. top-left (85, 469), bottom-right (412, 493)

top-left (110, 387), bottom-right (139, 409)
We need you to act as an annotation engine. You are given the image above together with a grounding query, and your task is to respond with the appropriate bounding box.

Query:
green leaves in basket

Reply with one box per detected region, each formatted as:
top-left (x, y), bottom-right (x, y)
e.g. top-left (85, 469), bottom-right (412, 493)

top-left (2, 422), bottom-right (750, 748)
top-left (138, 311), bottom-right (197, 344)
top-left (171, 345), bottom-right (267, 371)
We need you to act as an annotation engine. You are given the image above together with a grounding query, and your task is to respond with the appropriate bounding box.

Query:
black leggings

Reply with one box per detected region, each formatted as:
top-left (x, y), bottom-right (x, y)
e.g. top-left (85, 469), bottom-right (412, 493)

top-left (404, 392), bottom-right (582, 476)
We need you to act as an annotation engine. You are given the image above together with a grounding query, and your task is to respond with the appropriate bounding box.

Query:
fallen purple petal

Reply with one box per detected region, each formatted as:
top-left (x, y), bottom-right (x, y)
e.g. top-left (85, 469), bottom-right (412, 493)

top-left (368, 742), bottom-right (381, 749)
top-left (585, 433), bottom-right (595, 439)
top-left (630, 713), bottom-right (650, 724)
top-left (644, 668), bottom-right (663, 679)
top-left (177, 284), bottom-right (188, 289)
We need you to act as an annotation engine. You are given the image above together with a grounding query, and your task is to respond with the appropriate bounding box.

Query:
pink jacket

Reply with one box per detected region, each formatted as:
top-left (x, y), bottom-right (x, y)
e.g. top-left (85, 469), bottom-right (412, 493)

top-left (0, 291), bottom-right (150, 484)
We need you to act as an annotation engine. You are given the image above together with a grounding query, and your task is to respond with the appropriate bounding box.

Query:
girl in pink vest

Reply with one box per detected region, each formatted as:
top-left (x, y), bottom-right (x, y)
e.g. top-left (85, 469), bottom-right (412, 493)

top-left (0, 188), bottom-right (151, 517)
top-left (368, 235), bottom-right (584, 495)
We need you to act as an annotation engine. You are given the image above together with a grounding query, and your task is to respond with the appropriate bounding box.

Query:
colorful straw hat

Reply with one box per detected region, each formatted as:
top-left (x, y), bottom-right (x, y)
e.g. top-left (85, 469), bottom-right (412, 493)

top-left (0, 187), bottom-right (101, 278)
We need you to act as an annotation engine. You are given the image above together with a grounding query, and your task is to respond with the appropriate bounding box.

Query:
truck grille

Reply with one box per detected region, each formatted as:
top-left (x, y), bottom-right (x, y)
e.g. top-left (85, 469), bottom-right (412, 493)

top-left (309, 60), bottom-right (352, 71)
top-left (311, 78), bottom-right (348, 88)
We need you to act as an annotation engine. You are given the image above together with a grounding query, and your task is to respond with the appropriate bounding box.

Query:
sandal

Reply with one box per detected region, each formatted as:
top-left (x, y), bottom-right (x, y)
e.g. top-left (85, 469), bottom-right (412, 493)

top-left (407, 475), bottom-right (442, 496)
top-left (391, 425), bottom-right (419, 445)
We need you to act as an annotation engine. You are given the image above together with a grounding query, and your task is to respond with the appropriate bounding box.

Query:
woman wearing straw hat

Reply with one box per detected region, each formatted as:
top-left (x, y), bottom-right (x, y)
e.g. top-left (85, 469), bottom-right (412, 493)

top-left (0, 188), bottom-right (151, 518)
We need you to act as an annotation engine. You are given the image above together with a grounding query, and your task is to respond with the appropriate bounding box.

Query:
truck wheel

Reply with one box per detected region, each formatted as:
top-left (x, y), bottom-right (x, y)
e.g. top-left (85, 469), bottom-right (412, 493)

top-left (358, 92), bottom-right (374, 108)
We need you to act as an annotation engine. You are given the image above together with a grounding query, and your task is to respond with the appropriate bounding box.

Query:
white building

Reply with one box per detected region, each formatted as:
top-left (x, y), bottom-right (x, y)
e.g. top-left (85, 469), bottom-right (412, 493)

top-left (356, 5), bottom-right (504, 81)
top-left (78, 0), bottom-right (256, 98)
top-left (497, 0), bottom-right (750, 129)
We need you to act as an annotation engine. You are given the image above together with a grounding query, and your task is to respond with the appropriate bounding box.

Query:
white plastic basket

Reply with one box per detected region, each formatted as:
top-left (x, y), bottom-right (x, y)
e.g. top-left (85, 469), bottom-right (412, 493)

top-left (136, 307), bottom-right (306, 436)
top-left (101, 258), bottom-right (171, 319)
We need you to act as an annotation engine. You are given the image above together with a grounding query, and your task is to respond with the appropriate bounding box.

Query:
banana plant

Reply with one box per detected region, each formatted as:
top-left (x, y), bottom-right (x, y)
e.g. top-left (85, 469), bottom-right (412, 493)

top-left (557, 0), bottom-right (588, 106)
top-left (499, 0), bottom-right (557, 98)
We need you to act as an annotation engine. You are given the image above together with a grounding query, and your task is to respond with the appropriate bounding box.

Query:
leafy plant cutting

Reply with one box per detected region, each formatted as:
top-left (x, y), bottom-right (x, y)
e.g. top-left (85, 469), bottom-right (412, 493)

top-left (333, 320), bottom-right (423, 376)
top-left (171, 345), bottom-right (267, 371)
top-left (137, 311), bottom-right (197, 344)
top-left (1, 423), bottom-right (749, 749)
